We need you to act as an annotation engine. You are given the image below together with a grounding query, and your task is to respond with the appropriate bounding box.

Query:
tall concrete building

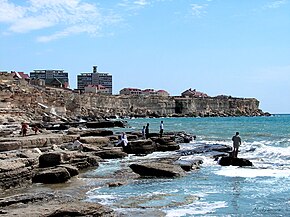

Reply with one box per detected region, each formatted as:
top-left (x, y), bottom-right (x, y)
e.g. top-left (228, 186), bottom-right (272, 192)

top-left (77, 66), bottom-right (112, 94)
top-left (30, 69), bottom-right (69, 87)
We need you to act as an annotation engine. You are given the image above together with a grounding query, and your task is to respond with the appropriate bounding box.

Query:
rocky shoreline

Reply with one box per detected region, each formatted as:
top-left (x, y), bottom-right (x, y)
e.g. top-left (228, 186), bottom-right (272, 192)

top-left (0, 119), bottom-right (254, 216)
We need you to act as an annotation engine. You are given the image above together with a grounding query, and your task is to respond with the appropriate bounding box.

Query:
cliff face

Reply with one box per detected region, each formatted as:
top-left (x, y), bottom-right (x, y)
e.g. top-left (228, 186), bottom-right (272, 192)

top-left (174, 97), bottom-right (262, 117)
top-left (0, 74), bottom-right (268, 123)
top-left (70, 94), bottom-right (264, 118)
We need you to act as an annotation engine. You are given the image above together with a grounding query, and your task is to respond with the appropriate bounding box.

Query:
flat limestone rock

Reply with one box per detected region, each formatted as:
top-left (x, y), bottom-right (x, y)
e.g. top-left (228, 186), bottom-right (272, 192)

top-left (130, 162), bottom-right (185, 178)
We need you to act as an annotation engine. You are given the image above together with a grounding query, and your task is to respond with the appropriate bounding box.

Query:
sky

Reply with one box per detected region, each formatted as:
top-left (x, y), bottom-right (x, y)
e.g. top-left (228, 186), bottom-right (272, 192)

top-left (0, 0), bottom-right (290, 114)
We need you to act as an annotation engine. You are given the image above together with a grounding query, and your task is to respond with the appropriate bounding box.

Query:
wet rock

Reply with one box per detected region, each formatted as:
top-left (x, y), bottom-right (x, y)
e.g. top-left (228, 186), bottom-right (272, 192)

top-left (175, 158), bottom-right (203, 171)
top-left (130, 162), bottom-right (186, 178)
top-left (173, 132), bottom-right (195, 143)
top-left (125, 139), bottom-right (157, 155)
top-left (32, 167), bottom-right (71, 184)
top-left (218, 156), bottom-right (253, 167)
top-left (153, 137), bottom-right (180, 151)
top-left (107, 181), bottom-right (125, 187)
top-left (178, 143), bottom-right (232, 156)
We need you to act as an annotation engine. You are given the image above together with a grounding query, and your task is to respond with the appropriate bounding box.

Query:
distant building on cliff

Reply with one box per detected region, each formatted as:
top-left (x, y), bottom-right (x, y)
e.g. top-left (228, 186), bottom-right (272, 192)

top-left (77, 66), bottom-right (112, 94)
top-left (119, 88), bottom-right (142, 95)
top-left (30, 69), bottom-right (69, 88)
top-left (181, 88), bottom-right (209, 98)
top-left (120, 88), bottom-right (169, 97)
top-left (84, 84), bottom-right (110, 94)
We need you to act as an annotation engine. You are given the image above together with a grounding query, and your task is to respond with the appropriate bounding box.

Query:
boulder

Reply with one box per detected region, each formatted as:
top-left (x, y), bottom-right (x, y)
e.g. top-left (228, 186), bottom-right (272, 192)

top-left (39, 152), bottom-right (63, 168)
top-left (125, 139), bottom-right (157, 155)
top-left (218, 157), bottom-right (253, 167)
top-left (59, 164), bottom-right (79, 177)
top-left (130, 162), bottom-right (186, 177)
top-left (32, 167), bottom-right (71, 184)
top-left (62, 152), bottom-right (100, 170)
top-left (153, 137), bottom-right (180, 151)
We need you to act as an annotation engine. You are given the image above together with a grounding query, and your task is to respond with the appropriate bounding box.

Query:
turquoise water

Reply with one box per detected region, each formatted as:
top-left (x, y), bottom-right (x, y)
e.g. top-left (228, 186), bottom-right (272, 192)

top-left (84, 115), bottom-right (290, 216)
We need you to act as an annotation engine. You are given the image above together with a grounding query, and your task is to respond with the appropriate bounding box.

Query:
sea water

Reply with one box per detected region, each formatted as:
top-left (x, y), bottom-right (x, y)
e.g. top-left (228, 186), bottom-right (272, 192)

top-left (84, 115), bottom-right (290, 216)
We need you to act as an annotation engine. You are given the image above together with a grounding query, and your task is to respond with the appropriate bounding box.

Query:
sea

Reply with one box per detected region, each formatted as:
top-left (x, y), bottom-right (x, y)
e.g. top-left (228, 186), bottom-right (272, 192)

top-left (82, 115), bottom-right (290, 216)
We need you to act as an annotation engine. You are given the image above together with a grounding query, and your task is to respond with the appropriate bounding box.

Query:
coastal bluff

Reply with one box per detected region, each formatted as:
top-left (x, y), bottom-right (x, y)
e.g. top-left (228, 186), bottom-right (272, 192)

top-left (0, 73), bottom-right (268, 122)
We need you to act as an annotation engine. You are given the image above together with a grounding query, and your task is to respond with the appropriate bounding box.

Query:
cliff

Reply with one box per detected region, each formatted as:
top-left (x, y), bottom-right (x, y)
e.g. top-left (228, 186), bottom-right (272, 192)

top-left (0, 73), bottom-right (269, 123)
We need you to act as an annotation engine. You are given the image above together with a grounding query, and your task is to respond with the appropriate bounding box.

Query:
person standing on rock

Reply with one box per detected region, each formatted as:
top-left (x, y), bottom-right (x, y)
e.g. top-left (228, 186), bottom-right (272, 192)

top-left (159, 121), bottom-right (164, 138)
top-left (232, 132), bottom-right (241, 158)
top-left (145, 123), bottom-right (150, 139)
top-left (142, 126), bottom-right (146, 139)
top-left (21, 122), bottom-right (28, 137)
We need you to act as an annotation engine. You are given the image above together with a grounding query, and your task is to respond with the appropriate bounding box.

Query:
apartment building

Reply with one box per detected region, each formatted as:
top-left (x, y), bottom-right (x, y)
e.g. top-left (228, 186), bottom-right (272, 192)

top-left (30, 69), bottom-right (69, 88)
top-left (77, 66), bottom-right (112, 94)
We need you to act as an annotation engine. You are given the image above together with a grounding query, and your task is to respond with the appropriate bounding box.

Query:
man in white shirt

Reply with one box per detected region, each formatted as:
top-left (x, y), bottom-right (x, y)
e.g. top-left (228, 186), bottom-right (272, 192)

top-left (160, 121), bottom-right (164, 138)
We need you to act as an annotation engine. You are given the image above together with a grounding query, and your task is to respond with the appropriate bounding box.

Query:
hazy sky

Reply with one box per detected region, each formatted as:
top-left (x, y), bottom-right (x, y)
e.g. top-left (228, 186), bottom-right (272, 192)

top-left (0, 0), bottom-right (290, 114)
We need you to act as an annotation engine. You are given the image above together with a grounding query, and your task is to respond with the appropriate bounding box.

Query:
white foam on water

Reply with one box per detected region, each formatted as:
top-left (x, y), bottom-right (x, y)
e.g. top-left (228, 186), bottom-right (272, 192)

top-left (164, 201), bottom-right (227, 217)
top-left (215, 166), bottom-right (290, 178)
top-left (86, 193), bottom-right (117, 205)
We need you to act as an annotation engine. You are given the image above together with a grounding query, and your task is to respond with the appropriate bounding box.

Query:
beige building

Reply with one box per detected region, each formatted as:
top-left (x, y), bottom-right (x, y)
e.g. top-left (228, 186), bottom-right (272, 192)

top-left (119, 88), bottom-right (142, 95)
top-left (120, 88), bottom-right (170, 96)
top-left (156, 90), bottom-right (170, 97)
top-left (84, 84), bottom-right (110, 94)
top-left (181, 88), bottom-right (209, 98)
